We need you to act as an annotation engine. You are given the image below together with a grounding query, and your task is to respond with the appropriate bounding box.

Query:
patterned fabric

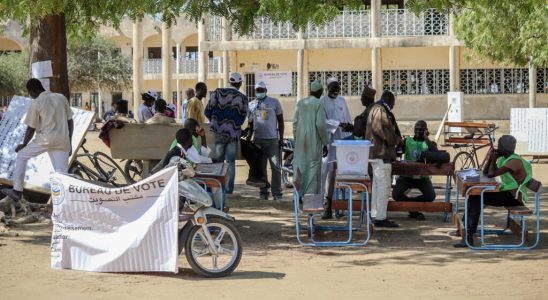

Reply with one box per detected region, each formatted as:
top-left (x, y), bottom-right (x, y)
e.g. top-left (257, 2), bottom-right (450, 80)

top-left (205, 88), bottom-right (248, 139)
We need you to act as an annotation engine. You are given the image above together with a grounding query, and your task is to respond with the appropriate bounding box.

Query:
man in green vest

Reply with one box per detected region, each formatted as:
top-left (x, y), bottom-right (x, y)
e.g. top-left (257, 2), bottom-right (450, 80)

top-left (454, 135), bottom-right (532, 248)
top-left (392, 120), bottom-right (438, 221)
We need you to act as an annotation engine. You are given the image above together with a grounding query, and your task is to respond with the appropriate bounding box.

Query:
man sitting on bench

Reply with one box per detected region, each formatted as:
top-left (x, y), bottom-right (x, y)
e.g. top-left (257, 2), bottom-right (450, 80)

top-left (392, 120), bottom-right (437, 221)
top-left (454, 135), bottom-right (532, 248)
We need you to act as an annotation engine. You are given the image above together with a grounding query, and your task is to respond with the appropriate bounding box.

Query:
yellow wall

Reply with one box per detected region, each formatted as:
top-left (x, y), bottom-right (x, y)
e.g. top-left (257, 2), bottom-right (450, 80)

top-left (382, 47), bottom-right (448, 69)
top-left (459, 47), bottom-right (520, 69)
top-left (110, 35), bottom-right (132, 56)
top-left (0, 38), bottom-right (22, 51)
top-left (307, 48), bottom-right (372, 70)
top-left (233, 50), bottom-right (297, 74)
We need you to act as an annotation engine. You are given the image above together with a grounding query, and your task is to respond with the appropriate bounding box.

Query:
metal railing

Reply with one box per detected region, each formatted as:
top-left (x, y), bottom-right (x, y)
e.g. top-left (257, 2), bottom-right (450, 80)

top-left (143, 58), bottom-right (222, 74)
top-left (383, 69), bottom-right (450, 95)
top-left (305, 10), bottom-right (370, 39)
top-left (235, 17), bottom-right (297, 40)
top-left (380, 8), bottom-right (448, 36)
top-left (207, 9), bottom-right (450, 40)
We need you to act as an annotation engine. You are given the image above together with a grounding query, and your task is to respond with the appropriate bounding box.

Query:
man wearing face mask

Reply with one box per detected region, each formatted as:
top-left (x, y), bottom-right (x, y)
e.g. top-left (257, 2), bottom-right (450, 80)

top-left (247, 81), bottom-right (285, 200)
top-left (366, 90), bottom-right (402, 227)
top-left (392, 120), bottom-right (438, 221)
top-left (320, 77), bottom-right (352, 219)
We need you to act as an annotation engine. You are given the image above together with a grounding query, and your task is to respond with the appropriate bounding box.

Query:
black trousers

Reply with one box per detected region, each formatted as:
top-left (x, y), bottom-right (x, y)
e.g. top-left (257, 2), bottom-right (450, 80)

top-left (392, 176), bottom-right (436, 202)
top-left (465, 191), bottom-right (522, 235)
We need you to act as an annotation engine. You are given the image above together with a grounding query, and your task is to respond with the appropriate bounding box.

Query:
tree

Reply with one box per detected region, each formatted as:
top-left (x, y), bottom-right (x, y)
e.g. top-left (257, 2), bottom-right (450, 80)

top-left (67, 36), bottom-right (132, 93)
top-left (407, 0), bottom-right (548, 67)
top-left (0, 51), bottom-right (28, 97)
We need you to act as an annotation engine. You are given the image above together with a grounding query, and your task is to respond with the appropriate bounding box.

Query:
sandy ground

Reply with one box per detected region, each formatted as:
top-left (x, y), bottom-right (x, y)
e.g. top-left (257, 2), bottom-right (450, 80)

top-left (1, 131), bottom-right (548, 300)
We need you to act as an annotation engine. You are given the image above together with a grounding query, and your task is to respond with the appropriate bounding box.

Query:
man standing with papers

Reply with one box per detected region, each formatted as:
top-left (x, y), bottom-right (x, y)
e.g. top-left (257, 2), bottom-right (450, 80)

top-left (320, 77), bottom-right (352, 219)
top-left (2, 79), bottom-right (74, 211)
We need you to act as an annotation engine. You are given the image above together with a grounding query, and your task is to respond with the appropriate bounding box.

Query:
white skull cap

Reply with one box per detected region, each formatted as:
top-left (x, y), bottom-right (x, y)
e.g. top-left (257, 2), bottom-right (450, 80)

top-left (255, 81), bottom-right (267, 89)
top-left (229, 72), bottom-right (243, 83)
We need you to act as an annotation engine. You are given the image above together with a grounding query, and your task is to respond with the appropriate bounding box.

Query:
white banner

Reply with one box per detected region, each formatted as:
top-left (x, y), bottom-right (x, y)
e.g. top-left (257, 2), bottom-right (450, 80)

top-left (255, 71), bottom-right (292, 95)
top-left (0, 96), bottom-right (94, 192)
top-left (510, 108), bottom-right (548, 155)
top-left (50, 167), bottom-right (179, 273)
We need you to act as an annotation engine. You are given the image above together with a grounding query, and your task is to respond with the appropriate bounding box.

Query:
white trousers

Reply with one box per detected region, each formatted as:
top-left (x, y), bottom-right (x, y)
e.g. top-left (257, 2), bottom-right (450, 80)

top-left (371, 160), bottom-right (392, 221)
top-left (13, 142), bottom-right (69, 191)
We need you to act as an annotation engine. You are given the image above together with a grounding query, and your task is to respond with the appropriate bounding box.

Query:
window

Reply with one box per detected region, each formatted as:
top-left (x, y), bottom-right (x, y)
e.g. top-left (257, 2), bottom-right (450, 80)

top-left (244, 73), bottom-right (256, 98)
top-left (70, 93), bottom-right (82, 107)
top-left (460, 69), bottom-right (530, 94)
top-left (537, 68), bottom-right (548, 94)
top-left (147, 47), bottom-right (161, 59)
top-left (309, 70), bottom-right (373, 96)
top-left (383, 69), bottom-right (449, 95)
top-left (185, 47), bottom-right (198, 60)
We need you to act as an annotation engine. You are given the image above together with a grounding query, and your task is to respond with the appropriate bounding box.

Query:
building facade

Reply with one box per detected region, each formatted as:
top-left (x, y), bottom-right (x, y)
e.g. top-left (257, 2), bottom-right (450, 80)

top-left (1, 1), bottom-right (546, 120)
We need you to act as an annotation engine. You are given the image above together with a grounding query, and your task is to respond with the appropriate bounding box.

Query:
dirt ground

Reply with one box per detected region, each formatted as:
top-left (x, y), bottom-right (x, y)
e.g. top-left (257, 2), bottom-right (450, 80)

top-left (1, 131), bottom-right (547, 300)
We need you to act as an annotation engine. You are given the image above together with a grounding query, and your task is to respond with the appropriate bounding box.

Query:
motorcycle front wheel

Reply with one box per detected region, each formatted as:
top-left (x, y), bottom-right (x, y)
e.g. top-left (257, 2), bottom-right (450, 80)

top-left (184, 217), bottom-right (242, 278)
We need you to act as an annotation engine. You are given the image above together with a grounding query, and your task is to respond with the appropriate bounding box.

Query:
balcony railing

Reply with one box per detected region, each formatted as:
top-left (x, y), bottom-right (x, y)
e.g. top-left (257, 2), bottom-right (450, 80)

top-left (380, 8), bottom-right (448, 36)
top-left (235, 17), bottom-right (297, 40)
top-left (207, 9), bottom-right (448, 40)
top-left (305, 10), bottom-right (370, 39)
top-left (143, 58), bottom-right (222, 75)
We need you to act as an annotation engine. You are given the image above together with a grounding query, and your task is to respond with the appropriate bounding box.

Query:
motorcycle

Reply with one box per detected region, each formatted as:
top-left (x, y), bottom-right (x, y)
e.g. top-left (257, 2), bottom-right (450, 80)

top-left (282, 138), bottom-right (294, 188)
top-left (172, 157), bottom-right (243, 278)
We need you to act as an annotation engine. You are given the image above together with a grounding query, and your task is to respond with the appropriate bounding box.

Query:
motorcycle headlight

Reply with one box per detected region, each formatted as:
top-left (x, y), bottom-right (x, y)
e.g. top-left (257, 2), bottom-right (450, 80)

top-left (178, 180), bottom-right (213, 209)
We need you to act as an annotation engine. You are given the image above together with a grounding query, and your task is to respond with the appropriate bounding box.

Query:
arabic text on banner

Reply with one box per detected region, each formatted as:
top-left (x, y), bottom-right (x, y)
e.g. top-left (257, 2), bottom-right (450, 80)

top-left (50, 167), bottom-right (179, 273)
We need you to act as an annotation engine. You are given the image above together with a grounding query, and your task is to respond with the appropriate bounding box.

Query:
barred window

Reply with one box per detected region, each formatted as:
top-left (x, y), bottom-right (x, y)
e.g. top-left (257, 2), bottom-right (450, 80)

top-left (308, 70), bottom-right (372, 96)
top-left (382, 69), bottom-right (449, 95)
top-left (538, 68), bottom-right (548, 94)
top-left (460, 69), bottom-right (530, 94)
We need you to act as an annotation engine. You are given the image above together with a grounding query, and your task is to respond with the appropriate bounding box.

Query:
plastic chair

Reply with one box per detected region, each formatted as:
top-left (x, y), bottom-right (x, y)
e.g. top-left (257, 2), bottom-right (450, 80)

top-left (462, 178), bottom-right (542, 250)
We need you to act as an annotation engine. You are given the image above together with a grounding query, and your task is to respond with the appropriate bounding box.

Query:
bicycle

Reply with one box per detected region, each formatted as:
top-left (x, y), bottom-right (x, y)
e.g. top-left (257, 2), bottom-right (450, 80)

top-left (69, 139), bottom-right (129, 187)
top-left (450, 126), bottom-right (498, 171)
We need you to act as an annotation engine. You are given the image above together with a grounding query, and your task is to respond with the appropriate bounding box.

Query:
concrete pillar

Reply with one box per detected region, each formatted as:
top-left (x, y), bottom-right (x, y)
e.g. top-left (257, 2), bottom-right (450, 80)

top-left (449, 46), bottom-right (460, 91)
top-left (222, 18), bottom-right (231, 87)
top-left (529, 62), bottom-right (537, 108)
top-left (161, 22), bottom-right (172, 103)
top-left (198, 18), bottom-right (208, 83)
top-left (297, 49), bottom-right (304, 100)
top-left (175, 42), bottom-right (181, 120)
top-left (371, 47), bottom-right (382, 92)
top-left (370, 0), bottom-right (381, 38)
top-left (132, 20), bottom-right (144, 113)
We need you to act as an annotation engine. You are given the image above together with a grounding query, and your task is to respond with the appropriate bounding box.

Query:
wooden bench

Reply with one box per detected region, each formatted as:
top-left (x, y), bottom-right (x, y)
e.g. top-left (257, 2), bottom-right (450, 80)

top-left (390, 161), bottom-right (454, 216)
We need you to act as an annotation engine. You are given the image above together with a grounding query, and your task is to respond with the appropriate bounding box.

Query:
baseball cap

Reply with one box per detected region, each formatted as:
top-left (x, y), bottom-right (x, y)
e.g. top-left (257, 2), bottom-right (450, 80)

top-left (143, 90), bottom-right (158, 100)
top-left (229, 72), bottom-right (243, 83)
top-left (255, 81), bottom-right (267, 90)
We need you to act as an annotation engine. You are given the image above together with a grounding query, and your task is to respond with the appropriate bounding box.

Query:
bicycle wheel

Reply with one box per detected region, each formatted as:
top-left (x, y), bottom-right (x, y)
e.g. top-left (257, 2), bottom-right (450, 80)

top-left (124, 160), bottom-right (142, 184)
top-left (452, 151), bottom-right (477, 171)
top-left (69, 162), bottom-right (101, 182)
top-left (94, 152), bottom-right (128, 186)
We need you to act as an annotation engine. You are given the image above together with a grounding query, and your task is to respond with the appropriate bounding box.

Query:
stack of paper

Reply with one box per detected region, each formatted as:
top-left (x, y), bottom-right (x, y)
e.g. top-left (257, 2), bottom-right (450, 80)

top-left (459, 168), bottom-right (480, 182)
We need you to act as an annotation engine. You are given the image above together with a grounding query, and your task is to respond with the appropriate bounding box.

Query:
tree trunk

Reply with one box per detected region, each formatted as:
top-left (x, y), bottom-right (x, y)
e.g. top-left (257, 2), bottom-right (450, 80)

top-left (29, 14), bottom-right (70, 100)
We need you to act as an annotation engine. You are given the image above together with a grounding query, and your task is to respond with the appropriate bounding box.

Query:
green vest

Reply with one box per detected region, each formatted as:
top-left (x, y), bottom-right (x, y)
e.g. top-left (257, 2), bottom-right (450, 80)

top-left (403, 137), bottom-right (429, 179)
top-left (169, 136), bottom-right (201, 154)
top-left (496, 153), bottom-right (532, 203)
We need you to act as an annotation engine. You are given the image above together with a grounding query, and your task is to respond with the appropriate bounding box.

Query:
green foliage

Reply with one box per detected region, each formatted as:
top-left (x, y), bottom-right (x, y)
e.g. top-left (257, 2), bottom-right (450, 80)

top-left (67, 35), bottom-right (132, 92)
top-left (407, 0), bottom-right (548, 67)
top-left (0, 51), bottom-right (28, 96)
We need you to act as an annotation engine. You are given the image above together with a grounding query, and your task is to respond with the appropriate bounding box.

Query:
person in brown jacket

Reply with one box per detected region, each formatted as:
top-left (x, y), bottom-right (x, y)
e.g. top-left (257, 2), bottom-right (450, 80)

top-left (366, 90), bottom-right (402, 227)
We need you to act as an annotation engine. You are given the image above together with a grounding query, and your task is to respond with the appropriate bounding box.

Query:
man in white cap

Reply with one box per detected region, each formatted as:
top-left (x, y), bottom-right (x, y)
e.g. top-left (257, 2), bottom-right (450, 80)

top-left (293, 80), bottom-right (329, 197)
top-left (138, 90), bottom-right (157, 123)
top-left (247, 81), bottom-right (285, 200)
top-left (320, 77), bottom-right (353, 219)
top-left (205, 72), bottom-right (248, 194)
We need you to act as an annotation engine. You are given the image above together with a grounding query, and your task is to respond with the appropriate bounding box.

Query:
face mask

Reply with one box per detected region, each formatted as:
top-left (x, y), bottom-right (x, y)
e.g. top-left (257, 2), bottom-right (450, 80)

top-left (256, 92), bottom-right (267, 100)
